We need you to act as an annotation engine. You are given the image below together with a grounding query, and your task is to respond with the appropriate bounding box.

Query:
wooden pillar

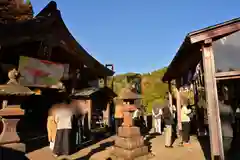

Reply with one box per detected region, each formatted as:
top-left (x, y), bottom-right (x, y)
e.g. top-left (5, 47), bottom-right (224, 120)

top-left (176, 87), bottom-right (182, 132)
top-left (88, 100), bottom-right (92, 130)
top-left (104, 76), bottom-right (107, 87)
top-left (168, 81), bottom-right (173, 107)
top-left (71, 67), bottom-right (77, 94)
top-left (202, 41), bottom-right (224, 159)
top-left (103, 102), bottom-right (111, 127)
top-left (176, 79), bottom-right (182, 132)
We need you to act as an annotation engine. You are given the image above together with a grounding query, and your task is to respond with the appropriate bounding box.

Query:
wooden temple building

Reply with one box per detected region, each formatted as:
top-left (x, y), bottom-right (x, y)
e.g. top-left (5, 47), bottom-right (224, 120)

top-left (0, 1), bottom-right (115, 152)
top-left (163, 18), bottom-right (240, 159)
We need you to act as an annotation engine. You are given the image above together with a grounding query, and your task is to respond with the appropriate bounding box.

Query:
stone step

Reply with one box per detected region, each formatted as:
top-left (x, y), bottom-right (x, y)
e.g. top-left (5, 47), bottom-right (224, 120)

top-left (111, 146), bottom-right (149, 159)
top-left (110, 154), bottom-right (153, 160)
top-left (114, 136), bottom-right (145, 150)
top-left (118, 126), bottom-right (141, 138)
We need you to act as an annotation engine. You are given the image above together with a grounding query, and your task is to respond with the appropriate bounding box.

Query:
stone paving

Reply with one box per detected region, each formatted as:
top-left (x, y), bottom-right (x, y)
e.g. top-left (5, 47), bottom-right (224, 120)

top-left (26, 134), bottom-right (206, 160)
top-left (149, 135), bottom-right (205, 160)
top-left (88, 135), bottom-right (205, 160)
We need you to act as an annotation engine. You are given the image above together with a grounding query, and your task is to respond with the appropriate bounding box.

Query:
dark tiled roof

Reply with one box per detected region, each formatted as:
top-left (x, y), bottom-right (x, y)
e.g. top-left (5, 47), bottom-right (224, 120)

top-left (0, 1), bottom-right (114, 77)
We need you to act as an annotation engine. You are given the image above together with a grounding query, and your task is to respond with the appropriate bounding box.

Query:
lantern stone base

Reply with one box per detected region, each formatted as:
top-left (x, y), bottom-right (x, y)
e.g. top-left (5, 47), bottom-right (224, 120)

top-left (1, 142), bottom-right (26, 152)
top-left (110, 126), bottom-right (151, 160)
top-left (0, 118), bottom-right (25, 152)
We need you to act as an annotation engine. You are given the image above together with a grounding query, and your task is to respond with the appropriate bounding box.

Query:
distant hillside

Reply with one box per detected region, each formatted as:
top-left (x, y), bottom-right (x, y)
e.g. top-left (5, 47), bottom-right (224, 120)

top-left (108, 68), bottom-right (168, 113)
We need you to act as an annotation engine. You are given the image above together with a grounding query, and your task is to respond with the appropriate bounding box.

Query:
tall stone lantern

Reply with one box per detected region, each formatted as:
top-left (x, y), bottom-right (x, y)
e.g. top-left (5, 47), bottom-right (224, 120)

top-left (110, 88), bottom-right (151, 160)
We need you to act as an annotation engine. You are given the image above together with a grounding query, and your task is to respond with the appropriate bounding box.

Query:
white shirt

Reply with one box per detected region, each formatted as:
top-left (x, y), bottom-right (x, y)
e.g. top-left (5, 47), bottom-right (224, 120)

top-left (133, 109), bottom-right (141, 119)
top-left (55, 108), bottom-right (73, 130)
top-left (236, 108), bottom-right (240, 113)
top-left (181, 105), bottom-right (191, 122)
top-left (170, 105), bottom-right (176, 118)
top-left (152, 108), bottom-right (162, 119)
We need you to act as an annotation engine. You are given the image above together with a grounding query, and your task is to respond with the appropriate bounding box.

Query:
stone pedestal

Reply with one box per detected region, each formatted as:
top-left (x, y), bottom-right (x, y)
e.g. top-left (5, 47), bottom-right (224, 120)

top-left (110, 126), bottom-right (150, 160)
top-left (0, 118), bottom-right (25, 152)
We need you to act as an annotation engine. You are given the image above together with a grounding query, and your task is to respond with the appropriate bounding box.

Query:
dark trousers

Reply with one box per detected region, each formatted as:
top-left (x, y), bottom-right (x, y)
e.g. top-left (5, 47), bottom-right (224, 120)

top-left (76, 121), bottom-right (84, 145)
top-left (182, 122), bottom-right (190, 143)
top-left (236, 118), bottom-right (240, 133)
top-left (134, 117), bottom-right (147, 135)
top-left (223, 137), bottom-right (232, 158)
top-left (115, 118), bottom-right (123, 134)
top-left (53, 129), bottom-right (72, 156)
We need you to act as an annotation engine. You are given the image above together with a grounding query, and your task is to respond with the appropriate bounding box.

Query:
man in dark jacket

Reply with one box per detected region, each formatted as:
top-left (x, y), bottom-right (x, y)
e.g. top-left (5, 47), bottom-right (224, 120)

top-left (162, 101), bottom-right (174, 148)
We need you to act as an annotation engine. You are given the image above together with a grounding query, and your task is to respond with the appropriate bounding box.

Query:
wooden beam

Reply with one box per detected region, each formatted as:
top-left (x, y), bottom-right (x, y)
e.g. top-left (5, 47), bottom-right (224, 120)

top-left (216, 75), bottom-right (240, 81)
top-left (202, 43), bottom-right (224, 159)
top-left (215, 71), bottom-right (240, 78)
top-left (190, 22), bottom-right (240, 44)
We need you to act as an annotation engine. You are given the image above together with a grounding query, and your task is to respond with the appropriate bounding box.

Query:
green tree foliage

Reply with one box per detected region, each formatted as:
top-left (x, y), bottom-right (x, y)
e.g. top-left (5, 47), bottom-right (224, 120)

top-left (109, 68), bottom-right (168, 114)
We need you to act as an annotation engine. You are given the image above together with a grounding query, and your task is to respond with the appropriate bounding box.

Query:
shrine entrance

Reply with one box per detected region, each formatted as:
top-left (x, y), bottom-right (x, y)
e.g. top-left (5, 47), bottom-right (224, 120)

top-left (163, 18), bottom-right (240, 159)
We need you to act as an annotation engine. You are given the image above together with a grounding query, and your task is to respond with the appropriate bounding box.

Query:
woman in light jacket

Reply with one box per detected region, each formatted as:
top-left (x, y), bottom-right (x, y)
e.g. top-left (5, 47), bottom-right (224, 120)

top-left (47, 105), bottom-right (57, 151)
top-left (53, 102), bottom-right (73, 156)
top-left (181, 104), bottom-right (192, 145)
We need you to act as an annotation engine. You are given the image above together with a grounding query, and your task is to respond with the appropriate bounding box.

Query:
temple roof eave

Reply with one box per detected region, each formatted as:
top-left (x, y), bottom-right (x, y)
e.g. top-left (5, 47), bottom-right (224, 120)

top-left (0, 1), bottom-right (114, 78)
top-left (162, 17), bottom-right (240, 82)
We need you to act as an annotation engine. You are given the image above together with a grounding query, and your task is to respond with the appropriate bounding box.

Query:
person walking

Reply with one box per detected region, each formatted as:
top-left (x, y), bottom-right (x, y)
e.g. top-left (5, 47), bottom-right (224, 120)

top-left (114, 101), bottom-right (124, 134)
top-left (47, 105), bottom-right (57, 151)
top-left (71, 100), bottom-right (88, 149)
top-left (162, 101), bottom-right (174, 148)
top-left (133, 107), bottom-right (141, 125)
top-left (152, 103), bottom-right (163, 135)
top-left (181, 102), bottom-right (192, 146)
top-left (170, 103), bottom-right (177, 138)
top-left (133, 106), bottom-right (147, 135)
top-left (53, 102), bottom-right (73, 157)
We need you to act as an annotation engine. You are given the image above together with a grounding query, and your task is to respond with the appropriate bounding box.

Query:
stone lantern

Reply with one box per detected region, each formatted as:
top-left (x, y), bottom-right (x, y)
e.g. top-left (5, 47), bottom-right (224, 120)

top-left (0, 68), bottom-right (35, 152)
top-left (110, 88), bottom-right (151, 160)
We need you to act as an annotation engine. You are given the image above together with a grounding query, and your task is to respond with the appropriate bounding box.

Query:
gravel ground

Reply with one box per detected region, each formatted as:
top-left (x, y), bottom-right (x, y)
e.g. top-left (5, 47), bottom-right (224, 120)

top-left (26, 134), bottom-right (206, 160)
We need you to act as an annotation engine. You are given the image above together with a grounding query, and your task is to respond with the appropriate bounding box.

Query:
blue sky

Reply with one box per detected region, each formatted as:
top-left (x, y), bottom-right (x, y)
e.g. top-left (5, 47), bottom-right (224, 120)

top-left (31, 0), bottom-right (240, 74)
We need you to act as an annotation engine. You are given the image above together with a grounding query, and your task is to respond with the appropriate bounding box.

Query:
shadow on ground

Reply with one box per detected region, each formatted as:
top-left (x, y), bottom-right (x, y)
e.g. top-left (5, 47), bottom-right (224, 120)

top-left (25, 136), bottom-right (49, 153)
top-left (198, 136), bottom-right (211, 160)
top-left (144, 133), bottom-right (157, 152)
top-left (75, 141), bottom-right (114, 160)
top-left (74, 130), bottom-right (114, 152)
top-left (198, 135), bottom-right (240, 160)
top-left (0, 146), bottom-right (29, 160)
top-left (228, 135), bottom-right (240, 160)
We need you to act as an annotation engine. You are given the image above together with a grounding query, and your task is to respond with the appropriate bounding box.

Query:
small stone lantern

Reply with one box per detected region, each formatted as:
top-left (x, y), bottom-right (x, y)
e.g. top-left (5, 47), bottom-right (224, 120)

top-left (110, 88), bottom-right (151, 160)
